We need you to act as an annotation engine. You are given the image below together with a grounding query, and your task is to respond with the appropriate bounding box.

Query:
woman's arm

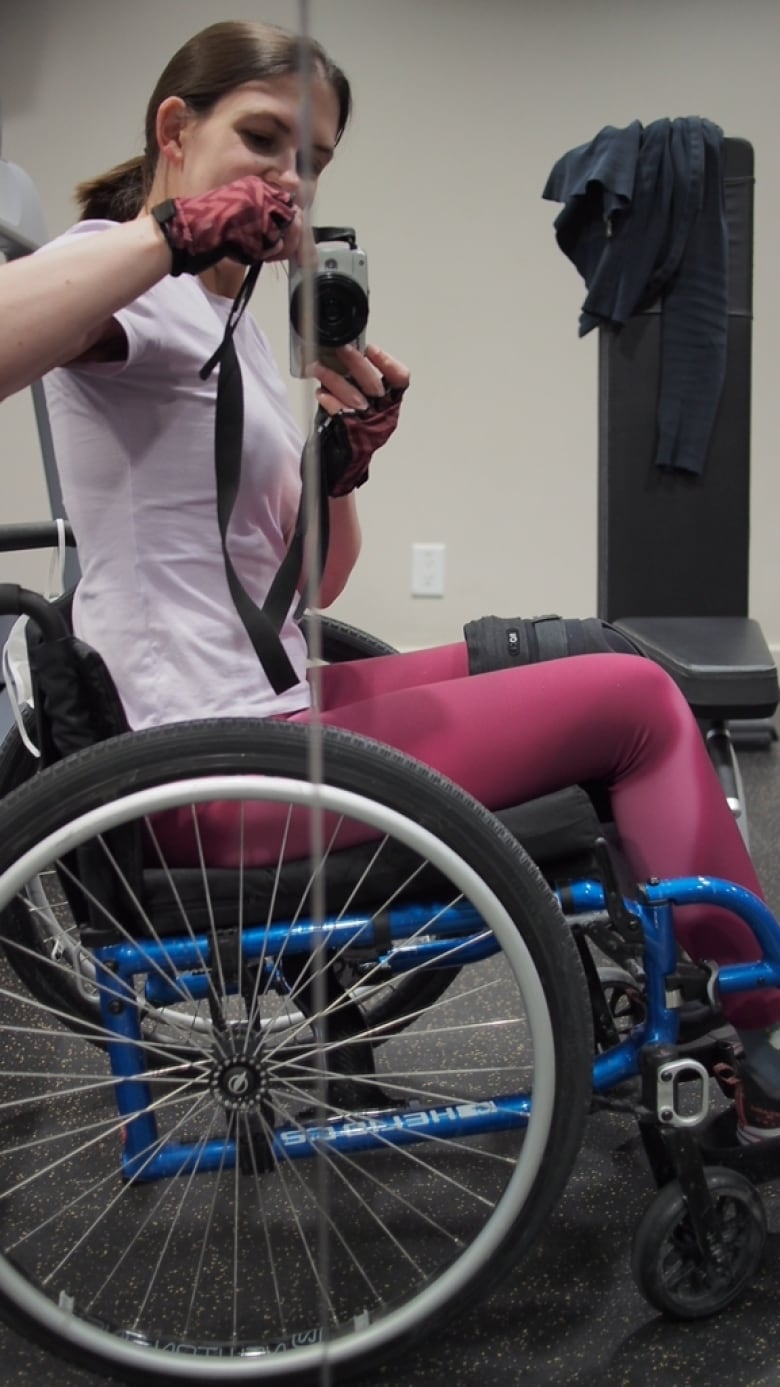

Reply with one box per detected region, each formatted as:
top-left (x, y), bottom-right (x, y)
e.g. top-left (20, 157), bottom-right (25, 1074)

top-left (0, 178), bottom-right (302, 402)
top-left (0, 216), bottom-right (172, 401)
top-left (307, 342), bottom-right (409, 607)
top-left (316, 493), bottom-right (362, 607)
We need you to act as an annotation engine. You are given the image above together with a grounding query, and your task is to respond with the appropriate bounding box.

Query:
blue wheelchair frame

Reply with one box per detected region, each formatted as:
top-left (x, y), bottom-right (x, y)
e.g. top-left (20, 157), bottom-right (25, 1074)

top-left (94, 873), bottom-right (780, 1182)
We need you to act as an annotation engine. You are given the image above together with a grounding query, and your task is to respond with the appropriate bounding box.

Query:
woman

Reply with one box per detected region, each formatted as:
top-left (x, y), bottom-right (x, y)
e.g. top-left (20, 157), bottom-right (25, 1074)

top-left (0, 19), bottom-right (777, 1139)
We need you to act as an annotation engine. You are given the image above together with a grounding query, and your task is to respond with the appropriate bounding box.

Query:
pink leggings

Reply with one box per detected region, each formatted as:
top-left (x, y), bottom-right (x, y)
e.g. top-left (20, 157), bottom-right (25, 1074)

top-left (157, 645), bottom-right (777, 1029)
top-left (288, 645), bottom-right (776, 1031)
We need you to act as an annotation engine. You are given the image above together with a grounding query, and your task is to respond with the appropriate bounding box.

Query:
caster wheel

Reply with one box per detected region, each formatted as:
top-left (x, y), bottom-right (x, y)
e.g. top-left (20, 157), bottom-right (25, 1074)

top-left (631, 1167), bottom-right (767, 1319)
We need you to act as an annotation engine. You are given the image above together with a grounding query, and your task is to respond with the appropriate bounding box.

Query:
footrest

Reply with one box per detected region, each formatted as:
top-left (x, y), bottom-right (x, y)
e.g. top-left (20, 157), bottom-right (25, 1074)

top-left (612, 617), bottom-right (779, 720)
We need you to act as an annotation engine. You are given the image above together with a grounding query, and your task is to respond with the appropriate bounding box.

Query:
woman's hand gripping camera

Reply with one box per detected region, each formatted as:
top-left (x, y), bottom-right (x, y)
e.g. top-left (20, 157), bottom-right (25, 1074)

top-left (307, 343), bottom-right (410, 496)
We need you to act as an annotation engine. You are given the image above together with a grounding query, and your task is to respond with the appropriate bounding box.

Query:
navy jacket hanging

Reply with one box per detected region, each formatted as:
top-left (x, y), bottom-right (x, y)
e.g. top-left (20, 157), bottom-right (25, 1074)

top-left (543, 117), bottom-right (728, 475)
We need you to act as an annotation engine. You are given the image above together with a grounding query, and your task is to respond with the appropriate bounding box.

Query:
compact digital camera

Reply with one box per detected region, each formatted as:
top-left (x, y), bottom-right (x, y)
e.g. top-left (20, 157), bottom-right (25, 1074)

top-left (288, 227), bottom-right (369, 378)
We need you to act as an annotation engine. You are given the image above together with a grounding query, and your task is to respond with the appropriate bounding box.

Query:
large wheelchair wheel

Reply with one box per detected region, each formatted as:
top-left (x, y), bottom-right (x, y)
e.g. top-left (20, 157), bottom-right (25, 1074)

top-left (0, 719), bottom-right (591, 1384)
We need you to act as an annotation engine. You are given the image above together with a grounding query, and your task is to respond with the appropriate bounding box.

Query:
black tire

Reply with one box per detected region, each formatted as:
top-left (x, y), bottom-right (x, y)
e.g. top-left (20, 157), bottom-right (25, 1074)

top-left (631, 1167), bottom-right (767, 1319)
top-left (307, 613), bottom-right (398, 663)
top-left (0, 717), bottom-right (592, 1384)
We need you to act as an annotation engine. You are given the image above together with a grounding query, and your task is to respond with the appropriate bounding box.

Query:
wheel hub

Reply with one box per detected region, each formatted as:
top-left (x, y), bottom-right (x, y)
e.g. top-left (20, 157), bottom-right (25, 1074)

top-left (209, 1054), bottom-right (269, 1112)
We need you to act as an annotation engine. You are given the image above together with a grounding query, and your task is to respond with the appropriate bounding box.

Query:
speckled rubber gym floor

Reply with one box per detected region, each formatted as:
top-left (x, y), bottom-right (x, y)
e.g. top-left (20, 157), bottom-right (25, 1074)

top-left (2, 730), bottom-right (780, 1387)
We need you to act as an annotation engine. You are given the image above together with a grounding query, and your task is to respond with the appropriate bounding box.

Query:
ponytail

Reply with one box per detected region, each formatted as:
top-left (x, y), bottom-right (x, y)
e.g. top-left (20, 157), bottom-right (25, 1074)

top-left (74, 155), bottom-right (148, 223)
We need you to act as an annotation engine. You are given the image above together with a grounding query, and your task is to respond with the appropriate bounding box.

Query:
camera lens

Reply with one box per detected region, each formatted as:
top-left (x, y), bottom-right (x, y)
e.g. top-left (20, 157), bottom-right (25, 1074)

top-left (290, 271), bottom-right (369, 349)
top-left (314, 272), bottom-right (368, 346)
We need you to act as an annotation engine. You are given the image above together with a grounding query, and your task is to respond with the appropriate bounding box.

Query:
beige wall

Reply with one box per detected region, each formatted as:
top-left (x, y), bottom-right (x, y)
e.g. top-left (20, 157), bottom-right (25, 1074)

top-left (2, 0), bottom-right (779, 648)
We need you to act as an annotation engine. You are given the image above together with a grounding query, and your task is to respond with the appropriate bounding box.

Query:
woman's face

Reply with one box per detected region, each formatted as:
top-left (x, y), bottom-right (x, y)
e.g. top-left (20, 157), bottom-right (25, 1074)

top-left (168, 71), bottom-right (341, 208)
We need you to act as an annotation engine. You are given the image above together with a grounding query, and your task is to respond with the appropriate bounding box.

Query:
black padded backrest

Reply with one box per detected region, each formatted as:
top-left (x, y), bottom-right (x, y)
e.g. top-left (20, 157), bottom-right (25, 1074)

top-left (598, 138), bottom-right (753, 621)
top-left (25, 588), bottom-right (129, 764)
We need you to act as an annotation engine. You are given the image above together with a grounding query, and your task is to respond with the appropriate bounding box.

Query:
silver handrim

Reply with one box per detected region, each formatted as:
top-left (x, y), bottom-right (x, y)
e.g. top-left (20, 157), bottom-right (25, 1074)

top-left (0, 774), bottom-right (557, 1379)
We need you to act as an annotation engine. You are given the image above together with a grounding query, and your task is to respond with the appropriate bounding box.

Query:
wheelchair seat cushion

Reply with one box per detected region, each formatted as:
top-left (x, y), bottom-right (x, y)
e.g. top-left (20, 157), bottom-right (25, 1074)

top-left (139, 786), bottom-right (603, 938)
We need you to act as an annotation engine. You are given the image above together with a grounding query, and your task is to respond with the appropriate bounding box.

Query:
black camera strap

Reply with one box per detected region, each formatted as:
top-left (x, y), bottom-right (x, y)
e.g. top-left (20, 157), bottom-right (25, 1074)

top-left (200, 265), bottom-right (328, 696)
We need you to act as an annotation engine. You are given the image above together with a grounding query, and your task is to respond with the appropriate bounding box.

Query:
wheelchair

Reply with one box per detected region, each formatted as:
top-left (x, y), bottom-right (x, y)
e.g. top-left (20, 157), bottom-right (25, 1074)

top-left (0, 528), bottom-right (777, 1385)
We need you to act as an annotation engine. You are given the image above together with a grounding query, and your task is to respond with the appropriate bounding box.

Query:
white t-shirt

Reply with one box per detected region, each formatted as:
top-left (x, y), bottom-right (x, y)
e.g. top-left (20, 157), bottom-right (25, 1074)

top-left (42, 220), bottom-right (311, 729)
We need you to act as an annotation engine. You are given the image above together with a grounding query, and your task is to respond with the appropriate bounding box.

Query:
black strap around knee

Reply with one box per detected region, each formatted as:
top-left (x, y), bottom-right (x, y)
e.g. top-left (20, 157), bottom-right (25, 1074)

top-left (463, 613), bottom-right (645, 677)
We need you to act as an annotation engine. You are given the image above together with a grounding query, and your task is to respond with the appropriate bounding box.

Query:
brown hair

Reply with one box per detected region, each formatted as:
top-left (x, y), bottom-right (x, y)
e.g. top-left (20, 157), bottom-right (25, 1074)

top-left (75, 20), bottom-right (352, 222)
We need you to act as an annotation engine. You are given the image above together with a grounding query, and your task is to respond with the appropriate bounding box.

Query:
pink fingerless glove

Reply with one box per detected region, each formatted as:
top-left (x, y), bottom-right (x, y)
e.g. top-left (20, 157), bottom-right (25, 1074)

top-left (314, 386), bottom-right (407, 497)
top-left (151, 176), bottom-right (296, 276)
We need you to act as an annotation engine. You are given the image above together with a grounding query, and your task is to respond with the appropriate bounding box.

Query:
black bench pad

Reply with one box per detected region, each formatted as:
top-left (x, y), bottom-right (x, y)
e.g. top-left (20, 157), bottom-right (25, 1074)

top-left (613, 616), bottom-right (778, 720)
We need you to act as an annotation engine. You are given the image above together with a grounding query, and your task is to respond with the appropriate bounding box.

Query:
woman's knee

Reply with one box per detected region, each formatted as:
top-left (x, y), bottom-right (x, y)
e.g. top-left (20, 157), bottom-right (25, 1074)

top-left (605, 655), bottom-right (699, 776)
top-left (557, 653), bottom-right (694, 775)
top-left (556, 651), bottom-right (687, 722)
top-left (619, 654), bottom-right (690, 721)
